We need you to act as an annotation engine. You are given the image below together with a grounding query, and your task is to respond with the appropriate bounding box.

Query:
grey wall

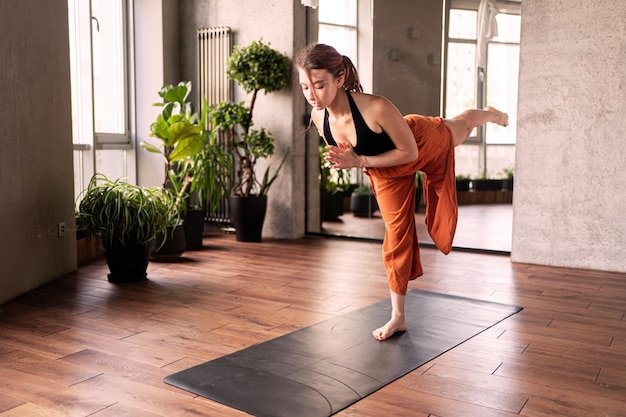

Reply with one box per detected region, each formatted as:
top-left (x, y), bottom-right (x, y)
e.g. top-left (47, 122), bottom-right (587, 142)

top-left (372, 0), bottom-right (443, 116)
top-left (512, 1), bottom-right (626, 272)
top-left (0, 0), bottom-right (77, 304)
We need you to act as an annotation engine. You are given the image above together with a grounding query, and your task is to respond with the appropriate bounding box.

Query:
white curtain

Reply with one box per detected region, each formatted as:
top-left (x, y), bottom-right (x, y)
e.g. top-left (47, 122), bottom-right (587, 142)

top-left (476, 0), bottom-right (498, 69)
top-left (301, 0), bottom-right (318, 8)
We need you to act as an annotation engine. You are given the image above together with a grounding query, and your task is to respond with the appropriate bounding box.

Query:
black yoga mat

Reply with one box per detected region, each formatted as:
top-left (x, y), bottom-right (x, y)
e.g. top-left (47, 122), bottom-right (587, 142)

top-left (164, 290), bottom-right (522, 417)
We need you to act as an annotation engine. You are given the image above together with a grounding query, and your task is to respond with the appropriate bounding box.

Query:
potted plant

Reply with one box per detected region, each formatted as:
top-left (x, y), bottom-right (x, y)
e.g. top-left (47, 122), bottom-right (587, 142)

top-left (350, 184), bottom-right (378, 217)
top-left (455, 174), bottom-right (471, 192)
top-left (319, 140), bottom-right (352, 221)
top-left (210, 39), bottom-right (290, 242)
top-left (141, 81), bottom-right (206, 257)
top-left (184, 118), bottom-right (232, 247)
top-left (75, 174), bottom-right (176, 283)
top-left (471, 169), bottom-right (503, 191)
top-left (501, 165), bottom-right (514, 191)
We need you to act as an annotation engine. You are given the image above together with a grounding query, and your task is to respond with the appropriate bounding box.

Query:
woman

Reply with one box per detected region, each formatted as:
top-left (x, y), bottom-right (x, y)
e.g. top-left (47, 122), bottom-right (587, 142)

top-left (296, 43), bottom-right (509, 341)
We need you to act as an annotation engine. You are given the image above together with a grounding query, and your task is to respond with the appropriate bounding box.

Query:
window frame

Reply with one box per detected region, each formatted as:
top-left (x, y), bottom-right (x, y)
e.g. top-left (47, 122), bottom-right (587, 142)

top-left (444, 0), bottom-right (520, 146)
top-left (92, 0), bottom-right (134, 148)
top-left (69, 0), bottom-right (135, 199)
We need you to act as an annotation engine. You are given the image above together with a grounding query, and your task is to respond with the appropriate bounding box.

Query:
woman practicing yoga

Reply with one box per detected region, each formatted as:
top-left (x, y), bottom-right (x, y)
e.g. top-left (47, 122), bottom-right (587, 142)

top-left (296, 43), bottom-right (509, 341)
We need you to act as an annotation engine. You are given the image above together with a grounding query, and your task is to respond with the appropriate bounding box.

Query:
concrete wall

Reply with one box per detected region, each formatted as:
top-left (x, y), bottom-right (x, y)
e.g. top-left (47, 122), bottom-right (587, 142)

top-left (0, 0), bottom-right (77, 304)
top-left (372, 0), bottom-right (443, 116)
top-left (512, 0), bottom-right (626, 272)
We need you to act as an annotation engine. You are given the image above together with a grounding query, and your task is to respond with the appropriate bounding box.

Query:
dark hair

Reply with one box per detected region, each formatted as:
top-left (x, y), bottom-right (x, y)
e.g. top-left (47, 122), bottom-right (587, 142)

top-left (296, 43), bottom-right (363, 93)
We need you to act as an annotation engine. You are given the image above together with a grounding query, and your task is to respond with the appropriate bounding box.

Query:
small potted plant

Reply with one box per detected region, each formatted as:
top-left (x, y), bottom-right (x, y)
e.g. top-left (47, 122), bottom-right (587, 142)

top-left (350, 183), bottom-right (378, 217)
top-left (210, 39), bottom-right (290, 242)
top-left (471, 169), bottom-right (503, 191)
top-left (455, 174), bottom-right (471, 192)
top-left (319, 140), bottom-right (352, 221)
top-left (501, 165), bottom-right (514, 191)
top-left (75, 174), bottom-right (176, 283)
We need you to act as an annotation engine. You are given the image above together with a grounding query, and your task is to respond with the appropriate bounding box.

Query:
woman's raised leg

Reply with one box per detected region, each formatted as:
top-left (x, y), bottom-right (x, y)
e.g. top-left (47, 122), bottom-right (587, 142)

top-left (444, 106), bottom-right (509, 146)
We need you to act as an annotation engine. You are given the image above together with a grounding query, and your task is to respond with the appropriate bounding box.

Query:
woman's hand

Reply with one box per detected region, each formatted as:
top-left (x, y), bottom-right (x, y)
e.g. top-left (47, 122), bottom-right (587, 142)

top-left (324, 142), bottom-right (364, 169)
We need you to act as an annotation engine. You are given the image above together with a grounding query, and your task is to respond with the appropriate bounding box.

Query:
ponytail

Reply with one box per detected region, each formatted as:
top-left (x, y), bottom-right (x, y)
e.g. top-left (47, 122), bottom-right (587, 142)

top-left (341, 55), bottom-right (363, 93)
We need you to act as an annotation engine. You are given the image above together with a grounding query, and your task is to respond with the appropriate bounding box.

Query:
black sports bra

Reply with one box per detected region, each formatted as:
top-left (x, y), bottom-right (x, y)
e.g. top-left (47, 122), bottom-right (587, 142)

top-left (323, 90), bottom-right (396, 156)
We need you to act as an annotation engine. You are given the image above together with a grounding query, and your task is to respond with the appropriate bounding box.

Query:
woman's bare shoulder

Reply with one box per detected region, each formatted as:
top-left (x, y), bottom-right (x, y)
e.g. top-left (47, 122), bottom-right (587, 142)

top-left (352, 92), bottom-right (402, 122)
top-left (352, 92), bottom-right (398, 112)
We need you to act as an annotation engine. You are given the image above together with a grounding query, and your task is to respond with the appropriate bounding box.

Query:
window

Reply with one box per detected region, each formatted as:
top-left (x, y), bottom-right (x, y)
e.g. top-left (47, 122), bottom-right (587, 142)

top-left (91, 0), bottom-right (131, 144)
top-left (485, 12), bottom-right (519, 145)
top-left (68, 0), bottom-right (134, 199)
top-left (445, 1), bottom-right (520, 177)
top-left (318, 0), bottom-right (358, 59)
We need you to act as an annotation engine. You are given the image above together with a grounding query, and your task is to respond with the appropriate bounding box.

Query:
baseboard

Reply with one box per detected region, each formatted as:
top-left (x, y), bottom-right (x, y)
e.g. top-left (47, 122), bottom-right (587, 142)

top-left (77, 235), bottom-right (103, 264)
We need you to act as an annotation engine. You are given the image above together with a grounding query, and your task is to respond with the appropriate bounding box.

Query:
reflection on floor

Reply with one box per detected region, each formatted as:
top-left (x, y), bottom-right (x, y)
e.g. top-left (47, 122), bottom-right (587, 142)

top-left (321, 204), bottom-right (513, 253)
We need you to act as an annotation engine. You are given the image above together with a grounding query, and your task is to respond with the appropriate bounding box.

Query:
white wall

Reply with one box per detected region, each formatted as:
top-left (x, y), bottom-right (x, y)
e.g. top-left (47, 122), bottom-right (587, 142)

top-left (0, 0), bottom-right (77, 304)
top-left (135, 0), bottom-right (181, 188)
top-left (512, 0), bottom-right (626, 272)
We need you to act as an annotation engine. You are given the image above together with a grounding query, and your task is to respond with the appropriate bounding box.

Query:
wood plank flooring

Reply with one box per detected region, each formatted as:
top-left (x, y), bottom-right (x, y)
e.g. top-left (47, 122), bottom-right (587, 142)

top-left (1, 232), bottom-right (625, 416)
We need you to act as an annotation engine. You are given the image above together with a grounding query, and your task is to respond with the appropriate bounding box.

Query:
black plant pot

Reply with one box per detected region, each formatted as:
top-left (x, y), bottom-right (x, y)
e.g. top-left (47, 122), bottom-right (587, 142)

top-left (184, 207), bottom-right (205, 250)
top-left (471, 179), bottom-right (504, 191)
top-left (230, 195), bottom-right (267, 242)
top-left (456, 179), bottom-right (470, 192)
top-left (350, 192), bottom-right (378, 217)
top-left (104, 241), bottom-right (150, 284)
top-left (502, 178), bottom-right (514, 191)
top-left (322, 190), bottom-right (345, 221)
top-left (150, 224), bottom-right (186, 262)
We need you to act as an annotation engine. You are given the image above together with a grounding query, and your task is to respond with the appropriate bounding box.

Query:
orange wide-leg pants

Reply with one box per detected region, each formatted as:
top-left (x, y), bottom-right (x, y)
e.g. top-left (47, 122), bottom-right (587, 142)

top-left (366, 115), bottom-right (458, 295)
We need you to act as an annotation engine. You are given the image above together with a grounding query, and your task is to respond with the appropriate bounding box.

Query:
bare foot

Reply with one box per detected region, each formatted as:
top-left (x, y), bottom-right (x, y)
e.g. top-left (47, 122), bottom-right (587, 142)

top-left (372, 316), bottom-right (407, 341)
top-left (485, 106), bottom-right (509, 127)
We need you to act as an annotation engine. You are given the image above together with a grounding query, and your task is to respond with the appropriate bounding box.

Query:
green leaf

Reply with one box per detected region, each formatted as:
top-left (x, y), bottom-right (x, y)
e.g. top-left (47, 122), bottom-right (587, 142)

top-left (139, 141), bottom-right (162, 154)
top-left (159, 82), bottom-right (190, 105)
top-left (169, 134), bottom-right (204, 161)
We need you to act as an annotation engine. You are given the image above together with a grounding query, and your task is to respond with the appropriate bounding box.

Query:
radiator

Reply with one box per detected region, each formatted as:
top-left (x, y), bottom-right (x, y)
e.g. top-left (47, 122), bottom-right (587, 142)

top-left (197, 27), bottom-right (233, 227)
top-left (198, 26), bottom-right (232, 106)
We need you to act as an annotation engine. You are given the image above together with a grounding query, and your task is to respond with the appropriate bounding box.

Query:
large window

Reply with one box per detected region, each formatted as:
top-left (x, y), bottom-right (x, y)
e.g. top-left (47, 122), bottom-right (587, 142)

top-left (318, 0), bottom-right (358, 60)
top-left (486, 12), bottom-right (519, 145)
top-left (446, 0), bottom-right (520, 178)
top-left (91, 0), bottom-right (131, 144)
top-left (68, 0), bottom-right (134, 199)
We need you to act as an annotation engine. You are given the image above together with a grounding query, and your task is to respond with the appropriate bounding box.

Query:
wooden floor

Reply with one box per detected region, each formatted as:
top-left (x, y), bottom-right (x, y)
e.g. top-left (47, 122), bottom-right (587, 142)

top-left (1, 232), bottom-right (626, 416)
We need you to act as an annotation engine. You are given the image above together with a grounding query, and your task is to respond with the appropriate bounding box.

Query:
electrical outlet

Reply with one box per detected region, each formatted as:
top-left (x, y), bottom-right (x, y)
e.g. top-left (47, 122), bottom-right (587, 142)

top-left (58, 222), bottom-right (66, 238)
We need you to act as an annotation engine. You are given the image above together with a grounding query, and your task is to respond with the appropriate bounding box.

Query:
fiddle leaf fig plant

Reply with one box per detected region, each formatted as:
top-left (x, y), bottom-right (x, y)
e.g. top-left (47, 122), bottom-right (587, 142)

top-left (140, 82), bottom-right (205, 219)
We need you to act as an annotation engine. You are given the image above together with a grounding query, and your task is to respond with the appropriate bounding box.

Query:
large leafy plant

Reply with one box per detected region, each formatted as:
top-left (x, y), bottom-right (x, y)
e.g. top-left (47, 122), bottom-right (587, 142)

top-left (210, 39), bottom-right (290, 197)
top-left (140, 82), bottom-right (205, 218)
